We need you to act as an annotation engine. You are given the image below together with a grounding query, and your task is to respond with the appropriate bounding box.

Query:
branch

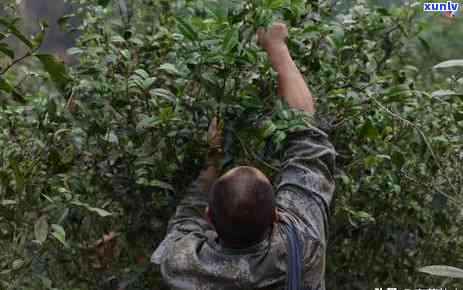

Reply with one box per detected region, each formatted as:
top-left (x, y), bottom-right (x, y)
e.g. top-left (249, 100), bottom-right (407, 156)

top-left (377, 25), bottom-right (400, 72)
top-left (0, 51), bottom-right (31, 75)
top-left (399, 169), bottom-right (462, 207)
top-left (231, 129), bottom-right (279, 172)
top-left (0, 41), bottom-right (42, 76)
top-left (372, 98), bottom-right (460, 196)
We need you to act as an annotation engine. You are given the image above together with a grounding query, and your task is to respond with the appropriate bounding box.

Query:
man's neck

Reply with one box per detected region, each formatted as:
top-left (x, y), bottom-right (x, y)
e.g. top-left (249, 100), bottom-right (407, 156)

top-left (218, 226), bottom-right (273, 249)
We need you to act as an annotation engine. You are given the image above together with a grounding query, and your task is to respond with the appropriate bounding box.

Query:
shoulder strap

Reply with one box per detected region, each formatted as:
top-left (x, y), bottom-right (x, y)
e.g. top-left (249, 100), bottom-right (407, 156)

top-left (280, 222), bottom-right (303, 290)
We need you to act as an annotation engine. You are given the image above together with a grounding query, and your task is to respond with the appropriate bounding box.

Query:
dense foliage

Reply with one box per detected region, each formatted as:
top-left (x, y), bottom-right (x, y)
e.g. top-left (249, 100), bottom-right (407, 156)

top-left (1, 0), bottom-right (462, 289)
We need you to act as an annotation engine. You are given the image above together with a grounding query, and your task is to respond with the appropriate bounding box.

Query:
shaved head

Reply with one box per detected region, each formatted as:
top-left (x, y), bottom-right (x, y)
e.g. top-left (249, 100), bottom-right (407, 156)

top-left (208, 166), bottom-right (276, 248)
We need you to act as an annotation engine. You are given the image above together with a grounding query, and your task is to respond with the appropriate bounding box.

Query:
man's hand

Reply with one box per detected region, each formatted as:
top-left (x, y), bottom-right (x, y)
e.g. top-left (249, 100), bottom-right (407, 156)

top-left (257, 21), bottom-right (288, 52)
top-left (207, 116), bottom-right (222, 150)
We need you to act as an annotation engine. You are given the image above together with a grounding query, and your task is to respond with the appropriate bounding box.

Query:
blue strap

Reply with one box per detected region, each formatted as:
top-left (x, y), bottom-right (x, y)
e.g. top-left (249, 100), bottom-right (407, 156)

top-left (280, 222), bottom-right (303, 290)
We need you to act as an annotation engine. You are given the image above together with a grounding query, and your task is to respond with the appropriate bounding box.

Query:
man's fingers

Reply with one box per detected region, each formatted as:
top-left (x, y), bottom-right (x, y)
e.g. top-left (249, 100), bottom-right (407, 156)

top-left (208, 116), bottom-right (219, 136)
top-left (274, 21), bottom-right (288, 34)
top-left (208, 116), bottom-right (222, 147)
top-left (275, 17), bottom-right (285, 24)
top-left (256, 27), bottom-right (266, 43)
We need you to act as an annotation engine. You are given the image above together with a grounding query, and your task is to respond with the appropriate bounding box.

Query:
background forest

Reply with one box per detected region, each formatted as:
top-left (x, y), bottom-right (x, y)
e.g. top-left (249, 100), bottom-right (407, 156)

top-left (1, 0), bottom-right (462, 289)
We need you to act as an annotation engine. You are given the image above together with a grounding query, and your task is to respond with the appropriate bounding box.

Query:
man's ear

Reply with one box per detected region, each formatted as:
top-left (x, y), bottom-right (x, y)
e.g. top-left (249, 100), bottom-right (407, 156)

top-left (272, 208), bottom-right (279, 223)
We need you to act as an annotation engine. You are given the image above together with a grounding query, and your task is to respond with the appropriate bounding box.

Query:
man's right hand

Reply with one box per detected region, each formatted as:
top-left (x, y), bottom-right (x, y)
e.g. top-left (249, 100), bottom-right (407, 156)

top-left (257, 22), bottom-right (288, 52)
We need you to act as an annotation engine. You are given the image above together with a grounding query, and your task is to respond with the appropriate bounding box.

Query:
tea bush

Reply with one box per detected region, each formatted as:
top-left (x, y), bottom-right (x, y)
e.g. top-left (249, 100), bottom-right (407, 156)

top-left (1, 1), bottom-right (462, 289)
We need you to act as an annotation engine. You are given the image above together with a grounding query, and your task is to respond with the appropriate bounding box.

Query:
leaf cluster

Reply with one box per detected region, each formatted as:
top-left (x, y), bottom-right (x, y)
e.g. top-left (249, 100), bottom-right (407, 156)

top-left (0, 1), bottom-right (462, 289)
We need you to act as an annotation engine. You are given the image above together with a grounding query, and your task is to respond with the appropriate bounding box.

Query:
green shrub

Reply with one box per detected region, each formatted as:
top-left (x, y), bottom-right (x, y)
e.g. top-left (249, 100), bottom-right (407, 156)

top-left (1, 1), bottom-right (462, 289)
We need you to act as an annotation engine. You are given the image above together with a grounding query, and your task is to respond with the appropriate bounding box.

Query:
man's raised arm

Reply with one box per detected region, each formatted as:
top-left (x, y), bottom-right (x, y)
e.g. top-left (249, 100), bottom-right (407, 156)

top-left (151, 118), bottom-right (222, 264)
top-left (257, 22), bottom-right (315, 113)
top-left (258, 22), bottom-right (336, 244)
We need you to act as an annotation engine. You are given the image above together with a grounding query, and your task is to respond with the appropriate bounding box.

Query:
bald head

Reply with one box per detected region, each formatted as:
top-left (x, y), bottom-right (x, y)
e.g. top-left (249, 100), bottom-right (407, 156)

top-left (208, 166), bottom-right (276, 248)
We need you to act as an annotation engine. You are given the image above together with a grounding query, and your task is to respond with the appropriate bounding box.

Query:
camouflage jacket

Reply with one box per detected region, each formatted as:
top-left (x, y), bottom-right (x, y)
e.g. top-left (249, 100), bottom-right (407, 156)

top-left (152, 124), bottom-right (336, 290)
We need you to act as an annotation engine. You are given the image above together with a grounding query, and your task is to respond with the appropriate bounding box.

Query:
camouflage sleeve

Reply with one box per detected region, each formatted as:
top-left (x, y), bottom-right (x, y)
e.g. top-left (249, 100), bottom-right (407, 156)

top-left (168, 182), bottom-right (212, 234)
top-left (151, 181), bottom-right (212, 264)
top-left (276, 123), bottom-right (336, 244)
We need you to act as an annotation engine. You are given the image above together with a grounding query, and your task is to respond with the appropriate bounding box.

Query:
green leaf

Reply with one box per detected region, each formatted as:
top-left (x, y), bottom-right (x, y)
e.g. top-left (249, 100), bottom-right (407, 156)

top-left (359, 120), bottom-right (379, 139)
top-left (433, 59), bottom-right (463, 69)
top-left (129, 37), bottom-right (143, 46)
top-left (51, 224), bottom-right (67, 246)
top-left (32, 30), bottom-right (45, 49)
top-left (142, 78), bottom-right (156, 90)
top-left (265, 0), bottom-right (286, 10)
top-left (363, 155), bottom-right (379, 169)
top-left (376, 8), bottom-right (390, 16)
top-left (0, 199), bottom-right (17, 206)
top-left (222, 29), bottom-right (239, 52)
top-left (419, 265), bottom-right (463, 279)
top-left (0, 31), bottom-right (7, 41)
top-left (417, 36), bottom-right (431, 54)
top-left (66, 47), bottom-right (83, 56)
top-left (391, 151), bottom-right (405, 168)
top-left (34, 216), bottom-right (48, 243)
top-left (349, 209), bottom-right (375, 223)
top-left (134, 69), bottom-right (150, 80)
top-left (35, 54), bottom-right (70, 91)
top-left (98, 0), bottom-right (112, 7)
top-left (71, 200), bottom-right (113, 217)
top-left (120, 49), bottom-right (131, 60)
top-left (111, 35), bottom-right (126, 44)
top-left (206, 4), bottom-right (227, 20)
top-left (12, 259), bottom-right (24, 270)
top-left (0, 43), bottom-right (14, 58)
top-left (159, 106), bottom-right (174, 122)
top-left (0, 77), bottom-right (14, 93)
top-left (431, 90), bottom-right (460, 98)
top-left (159, 63), bottom-right (181, 75)
top-left (137, 178), bottom-right (174, 191)
top-left (88, 207), bottom-right (113, 217)
top-left (454, 111), bottom-right (463, 122)
top-left (31, 21), bottom-right (47, 48)
top-left (150, 88), bottom-right (176, 103)
top-left (432, 135), bottom-right (449, 146)
top-left (58, 14), bottom-right (75, 30)
top-left (402, 65), bottom-right (419, 73)
top-left (177, 17), bottom-right (198, 41)
top-left (261, 120), bottom-right (277, 138)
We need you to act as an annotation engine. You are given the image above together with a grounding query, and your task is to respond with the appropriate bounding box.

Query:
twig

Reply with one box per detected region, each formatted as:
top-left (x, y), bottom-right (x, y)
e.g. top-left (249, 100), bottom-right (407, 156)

top-left (1, 30), bottom-right (42, 76)
top-left (0, 51), bottom-right (31, 75)
top-left (377, 25), bottom-right (400, 72)
top-left (372, 98), bottom-right (460, 196)
top-left (399, 169), bottom-right (462, 207)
